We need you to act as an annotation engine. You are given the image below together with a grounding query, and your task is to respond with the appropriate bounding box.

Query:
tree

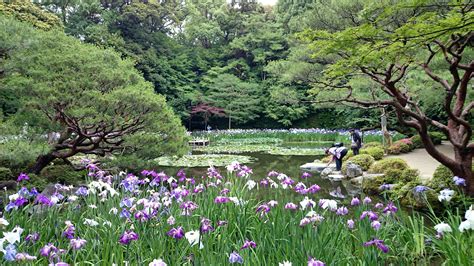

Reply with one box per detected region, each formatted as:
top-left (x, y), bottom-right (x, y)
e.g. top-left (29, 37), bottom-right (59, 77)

top-left (0, 17), bottom-right (188, 173)
top-left (303, 1), bottom-right (474, 194)
top-left (190, 103), bottom-right (226, 129)
top-left (204, 73), bottom-right (262, 129)
top-left (0, 1), bottom-right (63, 30)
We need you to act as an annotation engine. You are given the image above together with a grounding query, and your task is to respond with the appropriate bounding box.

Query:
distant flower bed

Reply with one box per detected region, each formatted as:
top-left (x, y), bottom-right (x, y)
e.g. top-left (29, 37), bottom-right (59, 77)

top-left (192, 128), bottom-right (405, 144)
top-left (1, 163), bottom-right (473, 264)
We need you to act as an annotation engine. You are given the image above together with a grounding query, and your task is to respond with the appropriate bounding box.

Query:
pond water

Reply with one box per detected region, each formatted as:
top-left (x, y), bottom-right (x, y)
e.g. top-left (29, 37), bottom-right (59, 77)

top-left (159, 149), bottom-right (361, 202)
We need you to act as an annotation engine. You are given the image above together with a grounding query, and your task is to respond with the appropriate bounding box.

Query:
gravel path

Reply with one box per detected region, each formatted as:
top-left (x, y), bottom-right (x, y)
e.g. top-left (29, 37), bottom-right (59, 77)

top-left (387, 142), bottom-right (455, 181)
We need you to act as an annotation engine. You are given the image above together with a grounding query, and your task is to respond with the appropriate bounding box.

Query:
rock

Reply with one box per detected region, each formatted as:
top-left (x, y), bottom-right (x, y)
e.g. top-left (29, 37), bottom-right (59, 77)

top-left (329, 187), bottom-right (346, 198)
top-left (300, 162), bottom-right (336, 172)
top-left (328, 174), bottom-right (345, 181)
top-left (350, 173), bottom-right (384, 185)
top-left (320, 167), bottom-right (333, 178)
top-left (345, 163), bottom-right (363, 178)
top-left (0, 181), bottom-right (17, 191)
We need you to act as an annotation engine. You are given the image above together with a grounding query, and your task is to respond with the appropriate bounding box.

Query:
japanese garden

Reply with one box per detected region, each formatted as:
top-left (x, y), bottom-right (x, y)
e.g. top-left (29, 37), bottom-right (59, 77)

top-left (0, 0), bottom-right (473, 265)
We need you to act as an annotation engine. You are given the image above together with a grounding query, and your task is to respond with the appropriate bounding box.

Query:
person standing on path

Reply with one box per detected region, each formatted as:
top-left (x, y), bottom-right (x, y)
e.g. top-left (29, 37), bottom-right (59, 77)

top-left (325, 144), bottom-right (349, 171)
top-left (349, 129), bottom-right (362, 155)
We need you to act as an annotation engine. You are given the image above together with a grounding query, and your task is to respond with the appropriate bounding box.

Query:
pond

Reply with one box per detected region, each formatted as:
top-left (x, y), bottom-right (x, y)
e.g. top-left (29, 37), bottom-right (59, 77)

top-left (158, 147), bottom-right (361, 202)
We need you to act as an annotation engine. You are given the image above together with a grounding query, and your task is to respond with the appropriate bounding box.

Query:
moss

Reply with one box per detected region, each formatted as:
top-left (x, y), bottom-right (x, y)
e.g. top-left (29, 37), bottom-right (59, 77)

top-left (360, 147), bottom-right (384, 160)
top-left (0, 167), bottom-right (13, 181)
top-left (346, 154), bottom-right (375, 171)
top-left (388, 181), bottom-right (442, 210)
top-left (40, 164), bottom-right (86, 185)
top-left (400, 168), bottom-right (420, 183)
top-left (369, 158), bottom-right (409, 174)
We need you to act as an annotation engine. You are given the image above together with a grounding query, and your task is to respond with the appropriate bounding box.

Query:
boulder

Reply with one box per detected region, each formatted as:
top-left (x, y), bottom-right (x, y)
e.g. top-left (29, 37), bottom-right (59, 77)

top-left (350, 173), bottom-right (384, 186)
top-left (320, 167), bottom-right (333, 178)
top-left (345, 163), bottom-right (363, 178)
top-left (328, 174), bottom-right (345, 181)
top-left (300, 162), bottom-right (335, 172)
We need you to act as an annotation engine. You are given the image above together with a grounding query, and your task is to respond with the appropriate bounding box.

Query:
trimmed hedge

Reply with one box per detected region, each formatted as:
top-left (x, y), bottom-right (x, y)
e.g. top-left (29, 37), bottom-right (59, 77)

top-left (347, 154), bottom-right (375, 171)
top-left (361, 147), bottom-right (384, 160)
top-left (369, 158), bottom-right (409, 174)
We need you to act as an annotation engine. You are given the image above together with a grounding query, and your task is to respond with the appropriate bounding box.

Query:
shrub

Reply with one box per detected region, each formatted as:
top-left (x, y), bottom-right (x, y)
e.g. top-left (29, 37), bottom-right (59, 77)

top-left (429, 132), bottom-right (444, 145)
top-left (429, 165), bottom-right (454, 190)
top-left (397, 142), bottom-right (412, 153)
top-left (342, 150), bottom-right (354, 161)
top-left (0, 140), bottom-right (49, 173)
top-left (397, 138), bottom-right (414, 150)
top-left (384, 169), bottom-right (404, 183)
top-left (400, 168), bottom-right (420, 183)
top-left (347, 154), bottom-right (375, 171)
top-left (361, 147), bottom-right (384, 160)
top-left (410, 132), bottom-right (444, 148)
top-left (0, 167), bottom-right (13, 181)
top-left (363, 142), bottom-right (383, 149)
top-left (362, 175), bottom-right (385, 195)
top-left (387, 144), bottom-right (401, 155)
top-left (410, 135), bottom-right (423, 148)
top-left (40, 164), bottom-right (86, 184)
top-left (25, 174), bottom-right (48, 191)
top-left (369, 158), bottom-right (409, 174)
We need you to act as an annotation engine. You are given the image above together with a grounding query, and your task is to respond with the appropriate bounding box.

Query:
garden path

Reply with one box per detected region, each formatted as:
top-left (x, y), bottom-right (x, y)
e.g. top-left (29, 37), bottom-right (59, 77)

top-left (387, 142), bottom-right (454, 181)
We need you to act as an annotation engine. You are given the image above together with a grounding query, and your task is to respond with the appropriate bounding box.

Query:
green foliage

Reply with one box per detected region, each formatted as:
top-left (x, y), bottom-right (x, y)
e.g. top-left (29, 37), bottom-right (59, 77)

top-left (24, 173), bottom-right (48, 191)
top-left (410, 135), bottom-right (423, 148)
top-left (1, 17), bottom-right (188, 163)
top-left (204, 73), bottom-right (263, 127)
top-left (346, 154), bottom-right (375, 171)
top-left (429, 165), bottom-right (454, 191)
top-left (363, 142), bottom-right (383, 149)
top-left (0, 140), bottom-right (49, 173)
top-left (428, 132), bottom-right (444, 145)
top-left (360, 147), bottom-right (384, 160)
top-left (369, 158), bottom-right (409, 174)
top-left (387, 144), bottom-right (402, 155)
top-left (0, 1), bottom-right (62, 30)
top-left (0, 167), bottom-right (13, 181)
top-left (40, 164), bottom-right (86, 184)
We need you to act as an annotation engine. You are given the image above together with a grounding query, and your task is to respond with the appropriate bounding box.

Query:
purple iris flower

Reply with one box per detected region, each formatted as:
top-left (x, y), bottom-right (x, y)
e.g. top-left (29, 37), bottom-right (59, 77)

top-left (240, 240), bottom-right (256, 250)
top-left (120, 198), bottom-right (134, 208)
top-left (176, 169), bottom-right (186, 182)
top-left (167, 227), bottom-right (185, 239)
top-left (70, 238), bottom-right (87, 250)
top-left (200, 218), bottom-right (214, 234)
top-left (75, 187), bottom-right (88, 196)
top-left (347, 219), bottom-right (355, 229)
top-left (30, 188), bottom-right (39, 196)
top-left (413, 185), bottom-right (429, 193)
top-left (17, 173), bottom-right (30, 182)
top-left (120, 208), bottom-right (131, 219)
top-left (256, 204), bottom-right (271, 217)
top-left (62, 221), bottom-right (75, 239)
top-left (374, 203), bottom-right (384, 209)
top-left (453, 176), bottom-right (466, 186)
top-left (285, 202), bottom-right (298, 210)
top-left (229, 251), bottom-right (243, 264)
top-left (134, 211), bottom-right (150, 222)
top-left (383, 202), bottom-right (398, 214)
top-left (119, 230), bottom-right (139, 245)
top-left (379, 184), bottom-right (395, 191)
top-left (14, 197), bottom-right (28, 207)
top-left (336, 206), bottom-right (348, 216)
top-left (214, 196), bottom-right (230, 204)
top-left (371, 220), bottom-right (381, 230)
top-left (364, 238), bottom-right (389, 253)
top-left (267, 171), bottom-right (279, 177)
top-left (360, 211), bottom-right (378, 221)
top-left (308, 184), bottom-right (321, 194)
top-left (4, 244), bottom-right (17, 261)
top-left (260, 179), bottom-right (270, 187)
top-left (35, 195), bottom-right (52, 206)
top-left (217, 220), bottom-right (228, 227)
top-left (301, 172), bottom-right (312, 179)
top-left (25, 232), bottom-right (40, 243)
top-left (308, 257), bottom-right (325, 266)
top-left (18, 187), bottom-right (31, 198)
top-left (363, 197), bottom-right (372, 204)
top-left (351, 197), bottom-right (360, 206)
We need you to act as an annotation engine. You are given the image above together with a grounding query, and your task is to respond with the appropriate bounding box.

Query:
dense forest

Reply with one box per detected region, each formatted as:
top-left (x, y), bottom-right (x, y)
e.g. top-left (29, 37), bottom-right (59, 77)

top-left (2, 0), bottom-right (462, 131)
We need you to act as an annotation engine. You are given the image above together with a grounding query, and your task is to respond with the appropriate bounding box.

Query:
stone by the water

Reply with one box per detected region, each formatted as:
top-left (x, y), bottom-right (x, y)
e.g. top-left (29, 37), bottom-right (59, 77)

top-left (328, 174), bottom-right (345, 181)
top-left (345, 162), bottom-right (363, 178)
top-left (300, 162), bottom-right (335, 172)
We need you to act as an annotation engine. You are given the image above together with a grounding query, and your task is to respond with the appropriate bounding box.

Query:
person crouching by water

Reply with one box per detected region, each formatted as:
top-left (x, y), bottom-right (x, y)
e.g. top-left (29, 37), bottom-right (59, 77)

top-left (349, 129), bottom-right (362, 155)
top-left (325, 143), bottom-right (348, 171)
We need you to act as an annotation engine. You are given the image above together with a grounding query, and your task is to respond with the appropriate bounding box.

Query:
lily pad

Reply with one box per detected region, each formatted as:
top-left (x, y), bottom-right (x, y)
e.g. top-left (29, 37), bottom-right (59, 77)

top-left (266, 147), bottom-right (326, 156)
top-left (153, 154), bottom-right (256, 167)
top-left (194, 144), bottom-right (272, 154)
